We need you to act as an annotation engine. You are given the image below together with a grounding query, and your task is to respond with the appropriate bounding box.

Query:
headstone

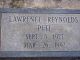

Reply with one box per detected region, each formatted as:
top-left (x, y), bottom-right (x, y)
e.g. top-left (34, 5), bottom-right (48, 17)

top-left (0, 8), bottom-right (80, 57)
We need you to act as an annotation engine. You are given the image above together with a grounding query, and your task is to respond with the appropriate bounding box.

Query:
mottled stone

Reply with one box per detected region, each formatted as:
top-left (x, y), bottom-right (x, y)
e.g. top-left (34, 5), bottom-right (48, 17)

top-left (0, 0), bottom-right (80, 9)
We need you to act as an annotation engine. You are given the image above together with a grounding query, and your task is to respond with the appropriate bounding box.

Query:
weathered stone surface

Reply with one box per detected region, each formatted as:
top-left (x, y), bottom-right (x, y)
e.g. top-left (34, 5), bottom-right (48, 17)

top-left (0, 0), bottom-right (80, 9)
top-left (1, 13), bottom-right (80, 51)
top-left (0, 13), bottom-right (2, 50)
